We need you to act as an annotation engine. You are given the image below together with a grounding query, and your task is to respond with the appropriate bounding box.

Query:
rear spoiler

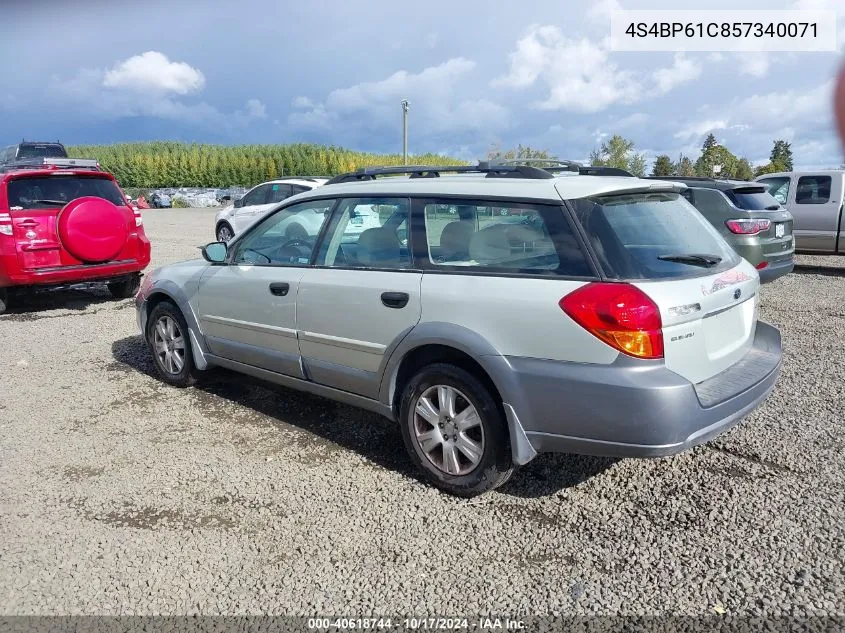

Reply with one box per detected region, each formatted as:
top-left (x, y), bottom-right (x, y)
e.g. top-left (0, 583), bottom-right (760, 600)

top-left (0, 157), bottom-right (102, 173)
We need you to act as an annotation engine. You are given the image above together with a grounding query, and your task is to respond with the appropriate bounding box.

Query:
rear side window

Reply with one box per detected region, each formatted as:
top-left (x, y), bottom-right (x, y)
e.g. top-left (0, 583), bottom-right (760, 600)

top-left (571, 192), bottom-right (739, 280)
top-left (421, 200), bottom-right (592, 276)
top-left (725, 187), bottom-right (782, 210)
top-left (688, 188), bottom-right (730, 215)
top-left (266, 183), bottom-right (293, 204)
top-left (795, 176), bottom-right (831, 204)
top-left (758, 177), bottom-right (790, 204)
top-left (7, 176), bottom-right (126, 209)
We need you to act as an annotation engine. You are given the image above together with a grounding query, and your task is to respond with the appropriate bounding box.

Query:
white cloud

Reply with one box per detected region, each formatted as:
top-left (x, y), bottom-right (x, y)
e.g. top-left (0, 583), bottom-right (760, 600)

top-left (50, 54), bottom-right (265, 131)
top-left (292, 58), bottom-right (508, 137)
top-left (652, 54), bottom-right (702, 94)
top-left (241, 98), bottom-right (267, 119)
top-left (291, 96), bottom-right (314, 109)
top-left (674, 119), bottom-right (728, 140)
top-left (735, 52), bottom-right (771, 78)
top-left (586, 0), bottom-right (622, 24)
top-left (102, 51), bottom-right (205, 95)
top-left (493, 26), bottom-right (703, 113)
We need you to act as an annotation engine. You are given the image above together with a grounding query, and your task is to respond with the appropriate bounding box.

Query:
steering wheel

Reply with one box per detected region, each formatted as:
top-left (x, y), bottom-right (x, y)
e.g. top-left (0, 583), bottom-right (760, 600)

top-left (280, 237), bottom-right (313, 252)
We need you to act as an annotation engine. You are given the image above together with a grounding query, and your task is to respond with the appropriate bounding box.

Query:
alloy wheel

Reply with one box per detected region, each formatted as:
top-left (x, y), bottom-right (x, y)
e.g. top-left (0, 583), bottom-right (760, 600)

top-left (153, 315), bottom-right (186, 375)
top-left (412, 385), bottom-right (485, 476)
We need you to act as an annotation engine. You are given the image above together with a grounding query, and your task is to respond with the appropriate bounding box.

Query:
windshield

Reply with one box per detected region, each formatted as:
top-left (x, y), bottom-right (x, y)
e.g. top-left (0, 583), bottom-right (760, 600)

top-left (571, 192), bottom-right (739, 280)
top-left (16, 144), bottom-right (67, 159)
top-left (7, 176), bottom-right (126, 209)
top-left (725, 188), bottom-right (783, 210)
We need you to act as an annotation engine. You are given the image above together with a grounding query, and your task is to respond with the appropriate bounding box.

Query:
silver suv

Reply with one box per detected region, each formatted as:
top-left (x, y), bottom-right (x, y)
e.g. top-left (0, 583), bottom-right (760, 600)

top-left (136, 164), bottom-right (782, 497)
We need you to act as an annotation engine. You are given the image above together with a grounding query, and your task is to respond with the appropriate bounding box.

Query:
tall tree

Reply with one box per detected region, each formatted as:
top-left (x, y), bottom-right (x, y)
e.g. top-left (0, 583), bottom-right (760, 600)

top-left (734, 158), bottom-right (754, 181)
top-left (590, 134), bottom-right (646, 175)
top-left (674, 154), bottom-right (695, 176)
top-left (487, 144), bottom-right (552, 161)
top-left (651, 154), bottom-right (674, 176)
top-left (770, 140), bottom-right (794, 171)
top-left (695, 134), bottom-right (738, 178)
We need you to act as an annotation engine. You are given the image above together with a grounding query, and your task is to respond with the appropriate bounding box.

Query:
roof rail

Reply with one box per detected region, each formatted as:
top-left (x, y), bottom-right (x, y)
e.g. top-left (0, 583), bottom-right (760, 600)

top-left (324, 162), bottom-right (555, 185)
top-left (489, 158), bottom-right (635, 177)
top-left (644, 176), bottom-right (715, 182)
top-left (0, 157), bottom-right (101, 173)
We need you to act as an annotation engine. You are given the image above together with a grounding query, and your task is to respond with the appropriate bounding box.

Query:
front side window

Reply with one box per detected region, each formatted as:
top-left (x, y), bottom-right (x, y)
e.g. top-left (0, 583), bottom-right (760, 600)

top-left (231, 198), bottom-right (335, 266)
top-left (7, 176), bottom-right (126, 209)
top-left (572, 192), bottom-right (739, 280)
top-left (240, 184), bottom-right (268, 207)
top-left (422, 200), bottom-right (591, 276)
top-left (758, 177), bottom-right (791, 204)
top-left (316, 197), bottom-right (410, 269)
top-left (795, 176), bottom-right (831, 204)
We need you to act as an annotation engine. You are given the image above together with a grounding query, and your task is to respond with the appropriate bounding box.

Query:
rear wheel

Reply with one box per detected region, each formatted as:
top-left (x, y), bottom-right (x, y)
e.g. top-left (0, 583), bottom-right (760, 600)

top-left (399, 363), bottom-right (514, 497)
top-left (146, 301), bottom-right (197, 387)
top-left (107, 274), bottom-right (141, 299)
top-left (216, 222), bottom-right (234, 242)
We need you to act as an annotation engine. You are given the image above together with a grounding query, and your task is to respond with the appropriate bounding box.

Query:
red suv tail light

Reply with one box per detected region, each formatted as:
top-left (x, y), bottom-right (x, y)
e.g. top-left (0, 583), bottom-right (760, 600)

top-left (0, 212), bottom-right (11, 236)
top-left (726, 219), bottom-right (771, 235)
top-left (559, 282), bottom-right (664, 359)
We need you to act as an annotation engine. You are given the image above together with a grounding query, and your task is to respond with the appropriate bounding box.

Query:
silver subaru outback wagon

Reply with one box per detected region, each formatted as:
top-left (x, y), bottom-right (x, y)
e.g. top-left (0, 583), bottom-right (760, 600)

top-left (136, 163), bottom-right (782, 497)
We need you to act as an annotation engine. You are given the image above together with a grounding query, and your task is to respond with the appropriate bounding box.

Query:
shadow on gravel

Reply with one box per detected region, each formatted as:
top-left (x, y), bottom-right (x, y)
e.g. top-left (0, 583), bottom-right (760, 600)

top-left (499, 453), bottom-right (618, 498)
top-left (0, 286), bottom-right (116, 320)
top-left (111, 335), bottom-right (417, 478)
top-left (111, 334), bottom-right (617, 496)
top-left (792, 264), bottom-right (845, 278)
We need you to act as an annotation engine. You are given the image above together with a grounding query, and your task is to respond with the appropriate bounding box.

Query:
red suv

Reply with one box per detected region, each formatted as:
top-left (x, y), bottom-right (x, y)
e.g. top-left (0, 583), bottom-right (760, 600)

top-left (0, 158), bottom-right (151, 314)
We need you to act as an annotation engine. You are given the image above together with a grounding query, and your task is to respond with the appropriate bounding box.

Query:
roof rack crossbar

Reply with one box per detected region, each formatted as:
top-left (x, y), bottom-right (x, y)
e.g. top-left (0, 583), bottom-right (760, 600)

top-left (324, 162), bottom-right (555, 185)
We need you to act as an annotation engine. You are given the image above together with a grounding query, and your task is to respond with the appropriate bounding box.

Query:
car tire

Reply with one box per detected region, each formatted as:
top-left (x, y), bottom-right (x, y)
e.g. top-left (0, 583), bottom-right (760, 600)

top-left (0, 288), bottom-right (7, 315)
top-left (107, 274), bottom-right (141, 299)
top-left (146, 300), bottom-right (197, 388)
top-left (216, 222), bottom-right (234, 242)
top-left (399, 363), bottom-right (514, 497)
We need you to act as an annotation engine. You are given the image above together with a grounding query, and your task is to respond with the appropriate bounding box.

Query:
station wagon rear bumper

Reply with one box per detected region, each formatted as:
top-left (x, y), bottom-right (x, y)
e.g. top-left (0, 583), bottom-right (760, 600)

top-left (494, 321), bottom-right (781, 459)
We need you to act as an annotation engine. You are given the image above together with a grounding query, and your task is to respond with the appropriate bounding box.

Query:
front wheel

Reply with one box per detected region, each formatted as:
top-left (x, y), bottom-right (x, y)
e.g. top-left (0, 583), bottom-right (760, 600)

top-left (146, 301), bottom-right (197, 387)
top-left (216, 222), bottom-right (234, 242)
top-left (107, 274), bottom-right (141, 299)
top-left (399, 363), bottom-right (514, 497)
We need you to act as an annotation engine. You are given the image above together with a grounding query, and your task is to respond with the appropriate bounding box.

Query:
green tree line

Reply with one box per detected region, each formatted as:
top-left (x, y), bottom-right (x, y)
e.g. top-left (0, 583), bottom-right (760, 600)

top-left (66, 142), bottom-right (465, 188)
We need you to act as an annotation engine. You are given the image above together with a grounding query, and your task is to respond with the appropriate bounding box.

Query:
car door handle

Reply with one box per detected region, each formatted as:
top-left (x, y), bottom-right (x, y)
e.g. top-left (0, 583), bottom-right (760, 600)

top-left (381, 291), bottom-right (409, 309)
top-left (269, 282), bottom-right (290, 296)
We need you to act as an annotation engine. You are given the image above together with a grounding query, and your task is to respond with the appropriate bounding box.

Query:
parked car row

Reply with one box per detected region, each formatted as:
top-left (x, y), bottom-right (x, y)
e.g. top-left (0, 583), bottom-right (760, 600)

top-left (137, 162), bottom-right (784, 497)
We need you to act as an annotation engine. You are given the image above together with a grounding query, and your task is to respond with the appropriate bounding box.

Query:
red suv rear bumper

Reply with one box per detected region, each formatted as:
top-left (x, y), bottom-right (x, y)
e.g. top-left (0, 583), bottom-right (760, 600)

top-left (0, 235), bottom-right (151, 288)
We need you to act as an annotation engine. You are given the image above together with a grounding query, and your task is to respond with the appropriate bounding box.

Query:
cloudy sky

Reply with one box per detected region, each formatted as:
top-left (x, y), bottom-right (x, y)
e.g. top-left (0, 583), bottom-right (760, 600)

top-left (2, 0), bottom-right (844, 169)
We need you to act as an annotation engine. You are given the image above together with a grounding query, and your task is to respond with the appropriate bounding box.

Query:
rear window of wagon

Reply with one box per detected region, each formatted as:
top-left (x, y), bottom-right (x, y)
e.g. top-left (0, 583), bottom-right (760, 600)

top-left (571, 192), bottom-right (740, 280)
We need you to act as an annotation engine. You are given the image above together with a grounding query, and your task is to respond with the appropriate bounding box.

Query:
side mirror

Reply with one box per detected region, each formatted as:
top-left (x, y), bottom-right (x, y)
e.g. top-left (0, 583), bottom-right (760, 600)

top-left (202, 242), bottom-right (228, 263)
top-left (233, 197), bottom-right (243, 208)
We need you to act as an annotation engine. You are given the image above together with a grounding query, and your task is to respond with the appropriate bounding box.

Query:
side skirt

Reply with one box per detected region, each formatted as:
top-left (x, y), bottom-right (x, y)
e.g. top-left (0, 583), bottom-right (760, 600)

top-left (205, 354), bottom-right (395, 421)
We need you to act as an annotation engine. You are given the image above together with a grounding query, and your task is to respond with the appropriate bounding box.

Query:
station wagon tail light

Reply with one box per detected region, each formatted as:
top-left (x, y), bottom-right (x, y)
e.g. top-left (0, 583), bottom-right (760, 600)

top-left (559, 283), bottom-right (664, 359)
top-left (726, 219), bottom-right (770, 235)
top-left (0, 213), bottom-right (11, 236)
top-left (133, 207), bottom-right (143, 227)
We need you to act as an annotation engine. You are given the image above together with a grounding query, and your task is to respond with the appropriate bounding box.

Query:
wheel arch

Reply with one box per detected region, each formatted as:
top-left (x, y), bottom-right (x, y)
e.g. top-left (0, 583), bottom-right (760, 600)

top-left (378, 322), bottom-right (537, 466)
top-left (141, 283), bottom-right (210, 370)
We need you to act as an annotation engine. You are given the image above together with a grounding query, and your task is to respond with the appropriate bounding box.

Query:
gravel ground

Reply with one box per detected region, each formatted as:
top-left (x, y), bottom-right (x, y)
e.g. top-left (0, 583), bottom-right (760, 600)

top-left (0, 207), bottom-right (843, 617)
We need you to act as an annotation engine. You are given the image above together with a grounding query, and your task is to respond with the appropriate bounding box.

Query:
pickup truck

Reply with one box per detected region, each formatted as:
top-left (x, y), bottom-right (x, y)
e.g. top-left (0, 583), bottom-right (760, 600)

top-left (755, 171), bottom-right (845, 254)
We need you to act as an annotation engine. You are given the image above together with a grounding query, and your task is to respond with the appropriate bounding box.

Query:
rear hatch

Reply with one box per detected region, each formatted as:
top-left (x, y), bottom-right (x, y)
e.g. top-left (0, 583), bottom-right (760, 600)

top-left (569, 188), bottom-right (759, 385)
top-left (724, 186), bottom-right (794, 264)
top-left (4, 173), bottom-right (143, 270)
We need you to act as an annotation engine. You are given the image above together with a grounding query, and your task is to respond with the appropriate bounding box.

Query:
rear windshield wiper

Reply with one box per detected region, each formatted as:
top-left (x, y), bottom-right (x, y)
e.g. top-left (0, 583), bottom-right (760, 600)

top-left (657, 253), bottom-right (722, 267)
top-left (31, 199), bottom-right (67, 206)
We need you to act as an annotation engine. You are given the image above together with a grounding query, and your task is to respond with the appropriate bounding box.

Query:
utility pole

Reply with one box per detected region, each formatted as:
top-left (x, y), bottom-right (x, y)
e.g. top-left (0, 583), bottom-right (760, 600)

top-left (401, 99), bottom-right (410, 165)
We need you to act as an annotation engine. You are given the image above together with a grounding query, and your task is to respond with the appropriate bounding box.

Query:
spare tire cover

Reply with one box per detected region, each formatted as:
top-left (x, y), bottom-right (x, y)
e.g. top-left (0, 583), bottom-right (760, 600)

top-left (58, 196), bottom-right (129, 263)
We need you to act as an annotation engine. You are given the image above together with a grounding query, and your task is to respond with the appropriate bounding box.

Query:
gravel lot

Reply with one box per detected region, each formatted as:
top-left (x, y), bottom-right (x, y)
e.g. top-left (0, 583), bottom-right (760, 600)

top-left (0, 207), bottom-right (843, 617)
